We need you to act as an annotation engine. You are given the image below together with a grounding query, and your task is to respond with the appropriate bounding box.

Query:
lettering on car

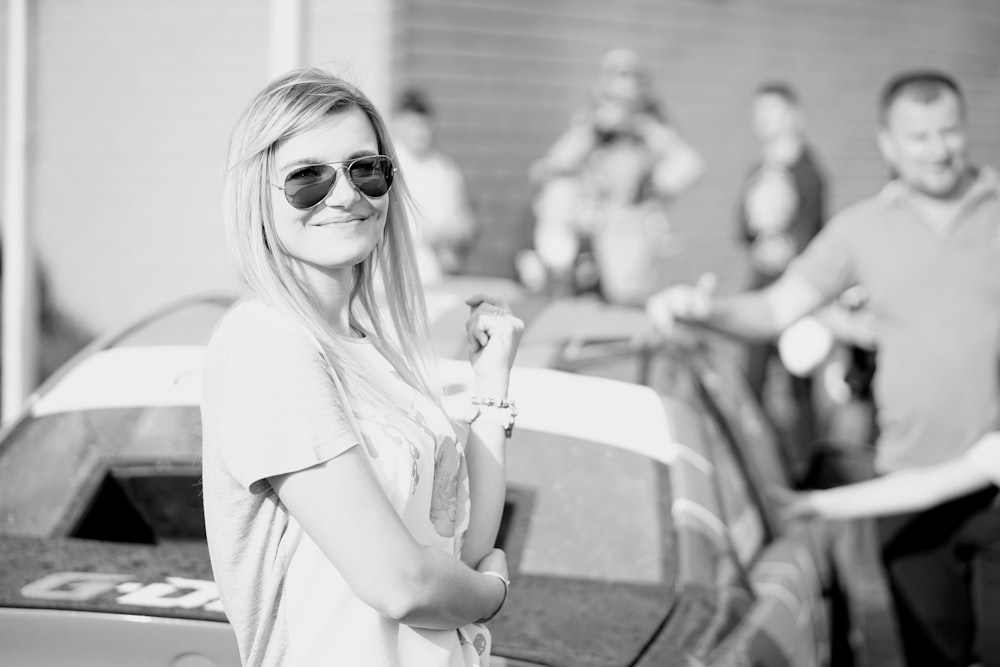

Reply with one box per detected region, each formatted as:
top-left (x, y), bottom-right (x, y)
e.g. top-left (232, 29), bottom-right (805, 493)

top-left (21, 572), bottom-right (224, 613)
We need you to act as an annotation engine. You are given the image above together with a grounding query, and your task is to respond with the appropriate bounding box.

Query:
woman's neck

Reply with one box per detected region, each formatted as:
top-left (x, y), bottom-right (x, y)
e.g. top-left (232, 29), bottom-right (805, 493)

top-left (297, 263), bottom-right (355, 336)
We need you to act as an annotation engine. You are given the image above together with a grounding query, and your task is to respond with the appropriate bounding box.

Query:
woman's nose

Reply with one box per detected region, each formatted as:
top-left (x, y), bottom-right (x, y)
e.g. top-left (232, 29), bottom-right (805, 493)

top-left (323, 167), bottom-right (361, 206)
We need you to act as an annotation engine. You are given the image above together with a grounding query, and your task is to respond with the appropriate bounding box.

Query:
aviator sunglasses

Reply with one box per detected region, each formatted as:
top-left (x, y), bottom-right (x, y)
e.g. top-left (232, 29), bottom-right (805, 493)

top-left (276, 155), bottom-right (396, 209)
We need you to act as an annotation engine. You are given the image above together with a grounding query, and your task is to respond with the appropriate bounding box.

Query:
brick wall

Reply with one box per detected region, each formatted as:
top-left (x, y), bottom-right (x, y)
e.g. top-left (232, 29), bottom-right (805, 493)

top-left (0, 0), bottom-right (997, 336)
top-left (396, 0), bottom-right (1000, 294)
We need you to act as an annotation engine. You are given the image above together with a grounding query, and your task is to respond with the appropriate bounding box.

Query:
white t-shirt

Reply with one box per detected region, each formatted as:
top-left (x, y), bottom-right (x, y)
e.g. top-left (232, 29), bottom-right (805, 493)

top-left (201, 299), bottom-right (486, 667)
top-left (967, 432), bottom-right (1000, 485)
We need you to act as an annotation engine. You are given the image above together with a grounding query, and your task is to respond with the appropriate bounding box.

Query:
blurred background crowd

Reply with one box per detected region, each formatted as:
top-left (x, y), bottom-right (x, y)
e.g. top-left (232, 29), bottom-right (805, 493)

top-left (2, 0), bottom-right (999, 405)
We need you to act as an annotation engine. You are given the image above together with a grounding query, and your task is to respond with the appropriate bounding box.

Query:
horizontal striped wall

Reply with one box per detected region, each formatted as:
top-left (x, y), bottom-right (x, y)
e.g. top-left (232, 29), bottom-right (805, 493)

top-left (395, 0), bottom-right (1000, 293)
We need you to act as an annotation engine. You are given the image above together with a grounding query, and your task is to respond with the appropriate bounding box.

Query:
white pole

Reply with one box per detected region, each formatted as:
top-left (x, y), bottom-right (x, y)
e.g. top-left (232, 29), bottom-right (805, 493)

top-left (269, 0), bottom-right (305, 77)
top-left (2, 0), bottom-right (37, 424)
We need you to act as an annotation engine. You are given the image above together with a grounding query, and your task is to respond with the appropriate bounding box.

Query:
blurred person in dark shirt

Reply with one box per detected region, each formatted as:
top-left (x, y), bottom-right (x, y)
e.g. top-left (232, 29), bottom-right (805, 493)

top-left (738, 82), bottom-right (827, 457)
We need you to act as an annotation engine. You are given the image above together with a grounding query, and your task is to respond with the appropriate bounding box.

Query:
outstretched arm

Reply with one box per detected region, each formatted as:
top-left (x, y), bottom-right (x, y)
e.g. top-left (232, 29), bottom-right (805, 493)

top-left (776, 432), bottom-right (1000, 521)
top-left (647, 271), bottom-right (828, 344)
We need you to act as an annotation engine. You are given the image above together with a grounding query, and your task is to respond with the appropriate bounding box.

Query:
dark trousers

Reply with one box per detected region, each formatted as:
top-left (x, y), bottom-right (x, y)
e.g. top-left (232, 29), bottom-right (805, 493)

top-left (877, 487), bottom-right (1000, 667)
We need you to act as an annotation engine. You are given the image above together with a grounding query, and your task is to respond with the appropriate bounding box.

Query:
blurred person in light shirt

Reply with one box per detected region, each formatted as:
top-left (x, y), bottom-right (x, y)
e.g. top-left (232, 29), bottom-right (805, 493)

top-left (521, 48), bottom-right (704, 304)
top-left (393, 89), bottom-right (479, 284)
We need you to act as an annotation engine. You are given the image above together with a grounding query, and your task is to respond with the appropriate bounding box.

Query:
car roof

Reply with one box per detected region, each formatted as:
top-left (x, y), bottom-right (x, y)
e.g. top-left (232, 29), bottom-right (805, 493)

top-left (30, 290), bottom-right (677, 470)
top-left (31, 326), bottom-right (677, 467)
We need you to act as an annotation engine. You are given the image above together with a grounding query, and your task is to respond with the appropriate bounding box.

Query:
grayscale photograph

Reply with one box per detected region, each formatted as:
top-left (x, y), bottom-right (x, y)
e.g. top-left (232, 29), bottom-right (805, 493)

top-left (1, 2), bottom-right (999, 666)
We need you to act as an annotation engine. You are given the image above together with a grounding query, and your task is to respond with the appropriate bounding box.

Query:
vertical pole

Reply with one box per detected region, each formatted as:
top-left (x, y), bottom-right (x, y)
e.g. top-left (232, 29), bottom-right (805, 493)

top-left (3, 0), bottom-right (37, 424)
top-left (269, 0), bottom-right (304, 78)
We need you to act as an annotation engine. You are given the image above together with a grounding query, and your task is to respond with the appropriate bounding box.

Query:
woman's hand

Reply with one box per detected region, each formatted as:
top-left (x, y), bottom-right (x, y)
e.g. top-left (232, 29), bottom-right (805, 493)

top-left (464, 294), bottom-right (524, 398)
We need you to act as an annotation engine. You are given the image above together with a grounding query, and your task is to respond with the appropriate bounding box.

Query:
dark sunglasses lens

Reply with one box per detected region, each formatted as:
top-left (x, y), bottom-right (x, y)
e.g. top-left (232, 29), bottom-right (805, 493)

top-left (284, 164), bottom-right (337, 209)
top-left (348, 156), bottom-right (393, 198)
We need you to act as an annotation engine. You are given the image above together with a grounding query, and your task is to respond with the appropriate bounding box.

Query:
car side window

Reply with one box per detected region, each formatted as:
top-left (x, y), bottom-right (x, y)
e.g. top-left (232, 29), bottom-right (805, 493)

top-left (695, 351), bottom-right (791, 491)
top-left (698, 412), bottom-right (768, 572)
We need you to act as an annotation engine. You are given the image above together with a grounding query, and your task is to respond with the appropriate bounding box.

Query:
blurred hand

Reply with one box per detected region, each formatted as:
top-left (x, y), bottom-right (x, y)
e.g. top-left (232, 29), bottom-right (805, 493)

top-left (464, 294), bottom-right (524, 397)
top-left (475, 548), bottom-right (509, 581)
top-left (645, 273), bottom-right (717, 335)
top-left (769, 485), bottom-right (819, 521)
top-left (633, 112), bottom-right (671, 145)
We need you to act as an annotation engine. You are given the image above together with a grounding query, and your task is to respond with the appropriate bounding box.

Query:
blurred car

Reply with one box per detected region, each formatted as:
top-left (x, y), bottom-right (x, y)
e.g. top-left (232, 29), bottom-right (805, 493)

top-left (0, 284), bottom-right (846, 667)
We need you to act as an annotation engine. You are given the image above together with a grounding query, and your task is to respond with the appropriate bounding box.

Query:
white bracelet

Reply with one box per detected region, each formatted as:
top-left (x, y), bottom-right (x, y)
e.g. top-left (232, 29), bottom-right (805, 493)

top-left (476, 570), bottom-right (509, 623)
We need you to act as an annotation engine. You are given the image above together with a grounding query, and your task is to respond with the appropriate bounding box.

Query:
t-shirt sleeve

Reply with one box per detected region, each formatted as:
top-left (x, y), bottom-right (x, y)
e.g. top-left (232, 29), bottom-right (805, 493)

top-left (966, 433), bottom-right (1000, 486)
top-left (206, 311), bottom-right (357, 495)
top-left (784, 212), bottom-right (858, 300)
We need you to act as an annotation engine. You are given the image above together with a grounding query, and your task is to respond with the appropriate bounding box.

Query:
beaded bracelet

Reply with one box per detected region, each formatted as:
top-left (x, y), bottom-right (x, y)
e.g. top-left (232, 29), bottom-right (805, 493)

top-left (476, 570), bottom-right (510, 624)
top-left (470, 396), bottom-right (516, 410)
top-left (466, 396), bottom-right (518, 438)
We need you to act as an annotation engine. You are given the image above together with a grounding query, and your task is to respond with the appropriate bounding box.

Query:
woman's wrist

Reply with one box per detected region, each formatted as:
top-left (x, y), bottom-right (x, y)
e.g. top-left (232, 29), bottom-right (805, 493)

top-left (472, 375), bottom-right (510, 401)
top-left (465, 396), bottom-right (517, 438)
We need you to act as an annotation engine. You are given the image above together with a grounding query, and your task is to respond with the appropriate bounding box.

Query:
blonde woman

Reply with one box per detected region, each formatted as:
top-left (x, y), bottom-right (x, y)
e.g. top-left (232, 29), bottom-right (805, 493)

top-left (201, 68), bottom-right (523, 667)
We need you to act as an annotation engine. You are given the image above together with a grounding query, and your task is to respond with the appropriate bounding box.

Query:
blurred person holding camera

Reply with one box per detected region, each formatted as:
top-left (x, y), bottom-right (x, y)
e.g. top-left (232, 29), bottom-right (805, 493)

top-left (518, 48), bottom-right (704, 305)
top-left (647, 70), bottom-right (1000, 667)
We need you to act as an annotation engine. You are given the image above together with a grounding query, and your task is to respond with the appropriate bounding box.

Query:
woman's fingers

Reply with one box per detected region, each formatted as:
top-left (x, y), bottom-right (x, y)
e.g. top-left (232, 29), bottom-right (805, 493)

top-left (465, 294), bottom-right (518, 351)
top-left (465, 293), bottom-right (510, 313)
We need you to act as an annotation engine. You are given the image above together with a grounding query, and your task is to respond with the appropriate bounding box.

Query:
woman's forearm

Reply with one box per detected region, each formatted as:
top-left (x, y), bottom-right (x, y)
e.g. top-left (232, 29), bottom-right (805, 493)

top-left (394, 546), bottom-right (505, 629)
top-left (461, 418), bottom-right (507, 566)
top-left (460, 366), bottom-right (511, 566)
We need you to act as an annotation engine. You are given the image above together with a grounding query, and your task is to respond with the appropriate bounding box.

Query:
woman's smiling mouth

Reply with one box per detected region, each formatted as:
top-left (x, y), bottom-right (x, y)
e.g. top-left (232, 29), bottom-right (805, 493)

top-left (310, 216), bottom-right (365, 226)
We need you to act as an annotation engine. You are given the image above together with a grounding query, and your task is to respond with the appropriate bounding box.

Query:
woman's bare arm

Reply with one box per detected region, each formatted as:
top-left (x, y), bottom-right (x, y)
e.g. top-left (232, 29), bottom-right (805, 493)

top-left (270, 447), bottom-right (505, 630)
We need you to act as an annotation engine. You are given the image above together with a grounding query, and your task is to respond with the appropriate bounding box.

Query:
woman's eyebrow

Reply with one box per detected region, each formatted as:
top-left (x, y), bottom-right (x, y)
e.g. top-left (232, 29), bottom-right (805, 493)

top-left (278, 150), bottom-right (380, 172)
top-left (279, 157), bottom-right (326, 171)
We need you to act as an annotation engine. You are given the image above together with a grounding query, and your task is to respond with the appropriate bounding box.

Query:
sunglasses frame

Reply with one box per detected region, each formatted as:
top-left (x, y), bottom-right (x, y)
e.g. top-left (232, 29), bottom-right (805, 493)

top-left (274, 154), bottom-right (397, 209)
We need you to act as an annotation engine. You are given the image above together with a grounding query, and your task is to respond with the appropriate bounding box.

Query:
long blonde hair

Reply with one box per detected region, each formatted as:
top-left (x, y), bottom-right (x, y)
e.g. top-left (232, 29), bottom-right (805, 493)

top-left (222, 67), bottom-right (440, 411)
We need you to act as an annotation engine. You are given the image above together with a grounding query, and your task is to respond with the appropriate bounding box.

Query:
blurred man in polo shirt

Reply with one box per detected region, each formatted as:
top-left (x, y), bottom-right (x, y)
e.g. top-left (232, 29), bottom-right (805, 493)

top-left (647, 70), bottom-right (1000, 667)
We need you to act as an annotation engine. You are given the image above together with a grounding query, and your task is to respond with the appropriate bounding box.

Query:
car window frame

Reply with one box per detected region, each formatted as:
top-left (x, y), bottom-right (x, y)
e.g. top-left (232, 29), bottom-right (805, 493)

top-left (660, 341), bottom-right (779, 576)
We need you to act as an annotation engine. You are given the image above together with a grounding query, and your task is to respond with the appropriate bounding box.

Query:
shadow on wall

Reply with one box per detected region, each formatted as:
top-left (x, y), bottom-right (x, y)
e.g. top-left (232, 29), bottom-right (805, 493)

top-left (1, 245), bottom-right (94, 395)
top-left (38, 276), bottom-right (93, 381)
